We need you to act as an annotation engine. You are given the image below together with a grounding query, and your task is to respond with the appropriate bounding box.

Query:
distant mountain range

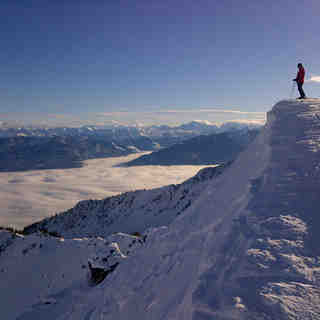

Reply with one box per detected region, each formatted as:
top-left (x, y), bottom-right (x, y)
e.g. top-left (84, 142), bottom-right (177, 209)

top-left (123, 128), bottom-right (260, 166)
top-left (0, 120), bottom-right (261, 139)
top-left (0, 135), bottom-right (155, 172)
top-left (0, 121), bottom-right (262, 171)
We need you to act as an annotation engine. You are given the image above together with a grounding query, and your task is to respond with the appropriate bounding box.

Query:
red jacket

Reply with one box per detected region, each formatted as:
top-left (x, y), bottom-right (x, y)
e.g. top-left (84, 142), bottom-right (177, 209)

top-left (296, 67), bottom-right (305, 84)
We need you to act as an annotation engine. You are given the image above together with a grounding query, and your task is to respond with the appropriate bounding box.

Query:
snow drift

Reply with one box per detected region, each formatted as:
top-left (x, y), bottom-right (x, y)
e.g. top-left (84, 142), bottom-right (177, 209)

top-left (2, 99), bottom-right (320, 320)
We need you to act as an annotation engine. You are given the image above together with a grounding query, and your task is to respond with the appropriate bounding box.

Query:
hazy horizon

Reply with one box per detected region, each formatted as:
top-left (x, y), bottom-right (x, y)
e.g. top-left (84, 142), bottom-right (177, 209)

top-left (0, 108), bottom-right (266, 128)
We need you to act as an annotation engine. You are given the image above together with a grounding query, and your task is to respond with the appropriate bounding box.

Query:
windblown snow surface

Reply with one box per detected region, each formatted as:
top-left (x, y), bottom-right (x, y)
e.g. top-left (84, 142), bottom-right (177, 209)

top-left (2, 99), bottom-right (320, 320)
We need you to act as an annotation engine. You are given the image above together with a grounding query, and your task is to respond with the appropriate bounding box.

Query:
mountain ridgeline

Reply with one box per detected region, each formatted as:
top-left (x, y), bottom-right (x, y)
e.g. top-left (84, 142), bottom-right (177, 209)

top-left (0, 121), bottom-right (261, 171)
top-left (23, 164), bottom-right (229, 238)
top-left (0, 135), bottom-right (154, 172)
top-left (2, 100), bottom-right (320, 319)
top-left (123, 129), bottom-right (259, 166)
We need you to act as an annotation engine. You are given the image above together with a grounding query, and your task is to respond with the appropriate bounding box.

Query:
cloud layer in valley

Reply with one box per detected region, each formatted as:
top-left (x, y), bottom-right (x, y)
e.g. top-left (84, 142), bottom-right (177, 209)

top-left (0, 153), bottom-right (211, 229)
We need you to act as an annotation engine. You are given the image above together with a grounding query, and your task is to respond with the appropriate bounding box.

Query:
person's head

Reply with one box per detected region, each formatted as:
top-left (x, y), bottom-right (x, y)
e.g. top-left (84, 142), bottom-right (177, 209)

top-left (297, 63), bottom-right (303, 69)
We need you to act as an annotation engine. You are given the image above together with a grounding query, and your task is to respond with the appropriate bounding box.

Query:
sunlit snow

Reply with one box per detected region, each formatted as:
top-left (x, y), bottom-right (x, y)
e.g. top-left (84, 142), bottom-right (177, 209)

top-left (0, 153), bottom-right (210, 228)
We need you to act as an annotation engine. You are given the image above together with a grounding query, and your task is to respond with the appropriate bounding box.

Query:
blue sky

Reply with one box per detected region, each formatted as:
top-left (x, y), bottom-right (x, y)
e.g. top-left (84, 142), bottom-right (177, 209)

top-left (1, 0), bottom-right (319, 126)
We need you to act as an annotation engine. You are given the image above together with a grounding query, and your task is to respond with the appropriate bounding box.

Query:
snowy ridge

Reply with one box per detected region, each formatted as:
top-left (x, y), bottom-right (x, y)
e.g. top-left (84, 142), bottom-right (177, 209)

top-left (2, 99), bottom-right (320, 320)
top-left (0, 229), bottom-right (147, 320)
top-left (24, 164), bottom-right (226, 239)
top-left (63, 99), bottom-right (320, 320)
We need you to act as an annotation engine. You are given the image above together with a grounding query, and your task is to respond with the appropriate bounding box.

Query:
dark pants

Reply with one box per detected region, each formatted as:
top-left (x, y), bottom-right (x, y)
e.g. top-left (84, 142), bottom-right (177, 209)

top-left (297, 82), bottom-right (306, 98)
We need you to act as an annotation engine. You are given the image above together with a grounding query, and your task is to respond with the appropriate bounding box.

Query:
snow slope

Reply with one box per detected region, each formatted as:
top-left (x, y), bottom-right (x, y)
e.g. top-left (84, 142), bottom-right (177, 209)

top-left (2, 99), bottom-right (320, 320)
top-left (0, 229), bottom-right (146, 320)
top-left (23, 164), bottom-right (224, 238)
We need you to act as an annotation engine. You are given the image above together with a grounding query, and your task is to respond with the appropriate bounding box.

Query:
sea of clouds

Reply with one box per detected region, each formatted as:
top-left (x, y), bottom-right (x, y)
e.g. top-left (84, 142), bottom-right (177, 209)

top-left (0, 153), bottom-right (210, 229)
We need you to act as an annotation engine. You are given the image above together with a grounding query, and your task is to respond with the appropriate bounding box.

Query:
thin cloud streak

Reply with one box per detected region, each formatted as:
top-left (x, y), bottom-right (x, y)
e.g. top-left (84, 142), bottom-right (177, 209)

top-left (227, 119), bottom-right (266, 125)
top-left (156, 109), bottom-right (265, 115)
top-left (307, 76), bottom-right (320, 83)
top-left (97, 109), bottom-right (265, 116)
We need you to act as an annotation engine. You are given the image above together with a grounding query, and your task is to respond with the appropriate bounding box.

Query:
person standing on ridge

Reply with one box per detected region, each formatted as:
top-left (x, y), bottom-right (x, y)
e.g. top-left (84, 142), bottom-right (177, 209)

top-left (293, 63), bottom-right (306, 99)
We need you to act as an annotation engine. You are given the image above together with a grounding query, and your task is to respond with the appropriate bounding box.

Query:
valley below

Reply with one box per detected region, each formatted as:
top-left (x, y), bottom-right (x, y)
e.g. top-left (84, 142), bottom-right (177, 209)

top-left (0, 152), bottom-right (211, 229)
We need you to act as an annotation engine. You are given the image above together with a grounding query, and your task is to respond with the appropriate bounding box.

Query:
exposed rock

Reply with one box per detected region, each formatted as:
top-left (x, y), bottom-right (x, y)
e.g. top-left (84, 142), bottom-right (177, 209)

top-left (88, 261), bottom-right (119, 285)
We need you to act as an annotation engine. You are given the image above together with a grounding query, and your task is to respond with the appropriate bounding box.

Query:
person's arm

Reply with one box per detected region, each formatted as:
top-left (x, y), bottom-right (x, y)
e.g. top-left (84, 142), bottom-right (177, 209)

top-left (293, 70), bottom-right (299, 81)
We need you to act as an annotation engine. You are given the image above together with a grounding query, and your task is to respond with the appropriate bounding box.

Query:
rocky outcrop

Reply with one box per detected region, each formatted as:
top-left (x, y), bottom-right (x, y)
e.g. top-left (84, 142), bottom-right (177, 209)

top-left (0, 228), bottom-right (149, 320)
top-left (87, 232), bottom-right (146, 285)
